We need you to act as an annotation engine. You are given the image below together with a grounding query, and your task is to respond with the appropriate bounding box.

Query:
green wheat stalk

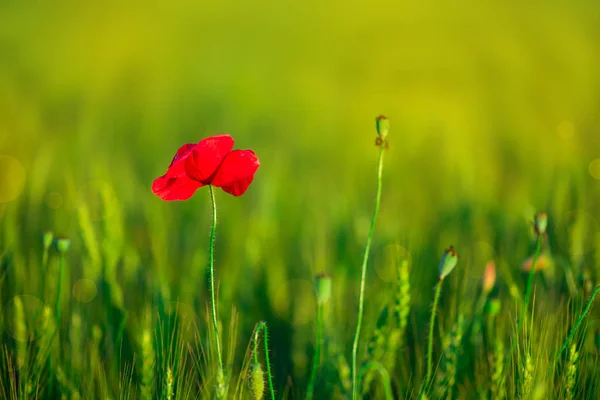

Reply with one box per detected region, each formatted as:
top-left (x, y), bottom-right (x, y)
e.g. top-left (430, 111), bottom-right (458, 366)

top-left (357, 361), bottom-right (394, 400)
top-left (554, 285), bottom-right (600, 364)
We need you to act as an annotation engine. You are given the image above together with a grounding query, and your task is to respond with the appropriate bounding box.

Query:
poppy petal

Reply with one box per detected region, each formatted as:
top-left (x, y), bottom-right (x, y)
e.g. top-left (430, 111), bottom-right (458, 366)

top-left (152, 174), bottom-right (204, 201)
top-left (185, 135), bottom-right (234, 183)
top-left (211, 150), bottom-right (259, 196)
top-left (165, 143), bottom-right (195, 178)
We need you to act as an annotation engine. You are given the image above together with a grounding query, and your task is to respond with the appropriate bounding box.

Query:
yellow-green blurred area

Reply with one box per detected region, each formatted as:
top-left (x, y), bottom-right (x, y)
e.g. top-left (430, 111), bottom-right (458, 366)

top-left (2, 1), bottom-right (600, 205)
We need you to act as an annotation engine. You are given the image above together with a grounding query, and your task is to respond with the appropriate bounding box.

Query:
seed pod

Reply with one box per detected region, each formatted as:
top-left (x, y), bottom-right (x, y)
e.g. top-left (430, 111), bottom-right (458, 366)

top-left (314, 273), bottom-right (332, 305)
top-left (56, 237), bottom-right (71, 253)
top-left (248, 363), bottom-right (265, 400)
top-left (375, 115), bottom-right (390, 139)
top-left (43, 231), bottom-right (54, 251)
top-left (438, 246), bottom-right (459, 280)
top-left (534, 212), bottom-right (548, 236)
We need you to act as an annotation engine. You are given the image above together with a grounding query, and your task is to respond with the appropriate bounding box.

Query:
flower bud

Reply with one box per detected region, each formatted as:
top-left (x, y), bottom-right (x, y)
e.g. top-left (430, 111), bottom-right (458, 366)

top-left (314, 273), bottom-right (332, 305)
top-left (248, 362), bottom-right (265, 400)
top-left (438, 245), bottom-right (459, 280)
top-left (521, 253), bottom-right (553, 272)
top-left (43, 231), bottom-right (54, 251)
top-left (486, 298), bottom-right (501, 318)
top-left (482, 261), bottom-right (496, 293)
top-left (56, 237), bottom-right (71, 253)
top-left (375, 115), bottom-right (390, 139)
top-left (534, 212), bottom-right (548, 236)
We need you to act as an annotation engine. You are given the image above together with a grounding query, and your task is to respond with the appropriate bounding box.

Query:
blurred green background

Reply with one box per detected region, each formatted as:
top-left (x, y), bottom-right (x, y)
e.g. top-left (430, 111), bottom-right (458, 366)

top-left (2, 1), bottom-right (600, 398)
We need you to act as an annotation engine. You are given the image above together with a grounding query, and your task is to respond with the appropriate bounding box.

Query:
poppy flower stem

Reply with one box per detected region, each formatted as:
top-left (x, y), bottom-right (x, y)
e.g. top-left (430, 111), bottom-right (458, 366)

top-left (306, 303), bottom-right (323, 400)
top-left (424, 280), bottom-right (443, 392)
top-left (208, 184), bottom-right (224, 375)
top-left (351, 146), bottom-right (385, 400)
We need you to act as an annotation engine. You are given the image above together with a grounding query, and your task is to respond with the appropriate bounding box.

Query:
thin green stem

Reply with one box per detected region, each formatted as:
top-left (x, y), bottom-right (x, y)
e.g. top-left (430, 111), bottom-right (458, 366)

top-left (510, 236), bottom-right (542, 353)
top-left (254, 321), bottom-right (276, 400)
top-left (424, 280), bottom-right (443, 391)
top-left (55, 252), bottom-right (65, 326)
top-left (523, 236), bottom-right (543, 315)
top-left (306, 304), bottom-right (323, 400)
top-left (208, 185), bottom-right (224, 374)
top-left (351, 147), bottom-right (385, 400)
top-left (554, 285), bottom-right (600, 364)
top-left (357, 361), bottom-right (394, 400)
top-left (502, 234), bottom-right (543, 389)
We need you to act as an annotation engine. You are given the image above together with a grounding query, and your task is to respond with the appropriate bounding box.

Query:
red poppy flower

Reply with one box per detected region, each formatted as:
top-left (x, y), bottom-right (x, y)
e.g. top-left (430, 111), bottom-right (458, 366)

top-left (152, 134), bottom-right (260, 200)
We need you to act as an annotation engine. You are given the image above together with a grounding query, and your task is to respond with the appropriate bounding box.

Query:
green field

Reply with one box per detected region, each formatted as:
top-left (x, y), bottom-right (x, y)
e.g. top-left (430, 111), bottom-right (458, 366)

top-left (2, 2), bottom-right (600, 399)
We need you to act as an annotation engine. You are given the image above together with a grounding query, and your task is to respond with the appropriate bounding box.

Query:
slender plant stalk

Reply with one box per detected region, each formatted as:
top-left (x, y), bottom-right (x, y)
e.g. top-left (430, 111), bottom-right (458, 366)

top-left (424, 280), bottom-right (443, 391)
top-left (306, 303), bottom-right (323, 400)
top-left (55, 251), bottom-right (65, 326)
top-left (254, 321), bottom-right (276, 400)
top-left (501, 234), bottom-right (543, 388)
top-left (208, 185), bottom-right (224, 374)
top-left (554, 285), bottom-right (600, 364)
top-left (351, 146), bottom-right (385, 400)
top-left (357, 361), bottom-right (394, 400)
top-left (523, 236), bottom-right (543, 315)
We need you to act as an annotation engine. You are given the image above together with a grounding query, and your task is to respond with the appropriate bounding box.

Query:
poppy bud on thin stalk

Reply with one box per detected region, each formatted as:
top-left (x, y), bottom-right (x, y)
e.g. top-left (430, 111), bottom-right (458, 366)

top-left (43, 231), bottom-right (54, 251)
top-left (375, 115), bottom-right (390, 149)
top-left (314, 273), bottom-right (332, 305)
top-left (534, 212), bottom-right (548, 236)
top-left (56, 237), bottom-right (71, 253)
top-left (438, 246), bottom-right (459, 280)
top-left (482, 261), bottom-right (496, 294)
top-left (426, 245), bottom-right (459, 390)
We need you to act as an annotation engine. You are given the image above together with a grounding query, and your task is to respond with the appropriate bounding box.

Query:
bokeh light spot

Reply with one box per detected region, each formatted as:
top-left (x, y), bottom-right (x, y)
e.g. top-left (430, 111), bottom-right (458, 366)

top-left (46, 191), bottom-right (64, 209)
top-left (589, 159), bottom-right (600, 180)
top-left (0, 155), bottom-right (26, 203)
top-left (374, 244), bottom-right (411, 283)
top-left (72, 279), bottom-right (98, 303)
top-left (273, 279), bottom-right (315, 327)
top-left (556, 120), bottom-right (575, 140)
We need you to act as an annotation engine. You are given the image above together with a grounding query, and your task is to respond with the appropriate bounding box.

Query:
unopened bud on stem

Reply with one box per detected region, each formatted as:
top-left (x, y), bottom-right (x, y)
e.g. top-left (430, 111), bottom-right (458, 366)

top-left (438, 245), bottom-right (459, 280)
top-left (314, 273), bottom-right (332, 305)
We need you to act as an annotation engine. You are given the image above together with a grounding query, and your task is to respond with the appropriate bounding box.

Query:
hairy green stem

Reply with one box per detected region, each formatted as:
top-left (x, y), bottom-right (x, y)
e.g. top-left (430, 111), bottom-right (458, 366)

top-left (351, 147), bottom-right (385, 400)
top-left (254, 321), bottom-right (276, 400)
top-left (357, 361), bottom-right (394, 400)
top-left (306, 304), bottom-right (323, 400)
top-left (554, 285), bottom-right (600, 364)
top-left (424, 280), bottom-right (443, 391)
top-left (208, 185), bottom-right (224, 374)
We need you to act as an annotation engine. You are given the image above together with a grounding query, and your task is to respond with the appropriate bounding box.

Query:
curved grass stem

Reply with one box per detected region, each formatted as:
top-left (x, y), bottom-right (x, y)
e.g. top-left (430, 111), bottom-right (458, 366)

top-left (554, 285), bottom-right (600, 365)
top-left (357, 361), bottom-right (394, 400)
top-left (351, 147), bottom-right (386, 400)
